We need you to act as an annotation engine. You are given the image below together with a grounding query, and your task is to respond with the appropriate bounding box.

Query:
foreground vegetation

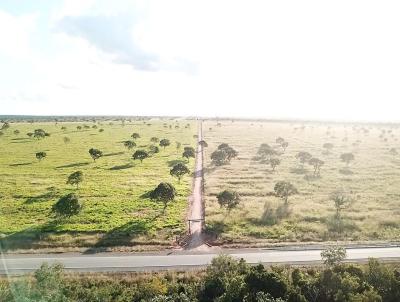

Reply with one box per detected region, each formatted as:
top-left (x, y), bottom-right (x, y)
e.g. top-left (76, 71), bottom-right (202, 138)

top-left (1, 254), bottom-right (399, 301)
top-left (203, 120), bottom-right (400, 245)
top-left (0, 119), bottom-right (196, 251)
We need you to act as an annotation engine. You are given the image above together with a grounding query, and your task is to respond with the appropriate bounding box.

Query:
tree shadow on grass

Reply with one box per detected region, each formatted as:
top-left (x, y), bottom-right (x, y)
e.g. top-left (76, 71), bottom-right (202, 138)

top-left (290, 167), bottom-right (308, 174)
top-left (339, 168), bottom-right (354, 175)
top-left (0, 219), bottom-right (63, 251)
top-left (56, 162), bottom-right (90, 169)
top-left (84, 212), bottom-right (164, 254)
top-left (9, 162), bottom-right (33, 167)
top-left (25, 186), bottom-right (59, 204)
top-left (167, 159), bottom-right (187, 167)
top-left (304, 174), bottom-right (321, 181)
top-left (109, 163), bottom-right (134, 170)
top-left (103, 151), bottom-right (125, 157)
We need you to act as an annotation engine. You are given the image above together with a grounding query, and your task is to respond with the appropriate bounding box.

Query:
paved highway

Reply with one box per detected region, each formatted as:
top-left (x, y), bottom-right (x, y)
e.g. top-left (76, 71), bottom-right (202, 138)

top-left (1, 247), bottom-right (399, 274)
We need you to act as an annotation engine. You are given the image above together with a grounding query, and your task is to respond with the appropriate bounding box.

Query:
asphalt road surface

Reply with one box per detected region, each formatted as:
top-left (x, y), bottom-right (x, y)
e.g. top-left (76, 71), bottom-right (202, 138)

top-left (1, 247), bottom-right (399, 274)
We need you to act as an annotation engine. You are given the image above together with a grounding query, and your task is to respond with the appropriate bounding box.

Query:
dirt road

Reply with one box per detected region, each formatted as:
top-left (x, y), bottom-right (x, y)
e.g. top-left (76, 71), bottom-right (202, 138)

top-left (186, 121), bottom-right (208, 250)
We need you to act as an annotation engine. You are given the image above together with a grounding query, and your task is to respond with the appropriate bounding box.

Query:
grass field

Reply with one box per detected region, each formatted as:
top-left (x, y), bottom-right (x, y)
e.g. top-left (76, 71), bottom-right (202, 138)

top-left (203, 120), bottom-right (400, 246)
top-left (0, 119), bottom-right (196, 251)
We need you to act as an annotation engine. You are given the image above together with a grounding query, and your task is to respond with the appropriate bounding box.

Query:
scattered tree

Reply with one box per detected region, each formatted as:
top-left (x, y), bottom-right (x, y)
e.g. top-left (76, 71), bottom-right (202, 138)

top-left (340, 152), bottom-right (355, 166)
top-left (176, 141), bottom-right (181, 150)
top-left (183, 147), bottom-right (195, 162)
top-left (52, 193), bottom-right (82, 217)
top-left (281, 141), bottom-right (289, 152)
top-left (159, 138), bottom-right (171, 149)
top-left (296, 151), bottom-right (312, 167)
top-left (149, 182), bottom-right (176, 210)
top-left (149, 145), bottom-right (159, 154)
top-left (276, 137), bottom-right (285, 145)
top-left (216, 190), bottom-right (240, 211)
top-left (274, 181), bottom-right (298, 204)
top-left (88, 148), bottom-right (103, 161)
top-left (270, 158), bottom-right (281, 171)
top-left (33, 129), bottom-right (48, 139)
top-left (308, 157), bottom-right (324, 175)
top-left (323, 143), bottom-right (334, 154)
top-left (150, 137), bottom-right (159, 144)
top-left (13, 130), bottom-right (20, 135)
top-left (123, 140), bottom-right (136, 150)
top-left (330, 190), bottom-right (352, 220)
top-left (170, 163), bottom-right (190, 182)
top-left (63, 137), bottom-right (70, 144)
top-left (211, 149), bottom-right (228, 166)
top-left (131, 133), bottom-right (140, 140)
top-left (66, 171), bottom-right (83, 189)
top-left (35, 152), bottom-right (47, 162)
top-left (133, 150), bottom-right (149, 162)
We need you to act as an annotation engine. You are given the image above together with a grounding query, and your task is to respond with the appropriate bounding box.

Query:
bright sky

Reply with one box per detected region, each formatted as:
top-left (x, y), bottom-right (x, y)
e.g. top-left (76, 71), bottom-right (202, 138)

top-left (1, 0), bottom-right (400, 121)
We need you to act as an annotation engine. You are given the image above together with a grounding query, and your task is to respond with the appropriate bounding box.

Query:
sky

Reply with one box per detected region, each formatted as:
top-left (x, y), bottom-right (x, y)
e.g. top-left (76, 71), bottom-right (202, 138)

top-left (1, 0), bottom-right (400, 122)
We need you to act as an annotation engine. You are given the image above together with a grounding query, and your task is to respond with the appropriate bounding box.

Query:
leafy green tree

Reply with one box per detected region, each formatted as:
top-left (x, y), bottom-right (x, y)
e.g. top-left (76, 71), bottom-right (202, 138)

top-left (149, 145), bottom-right (160, 154)
top-left (99, 128), bottom-right (104, 132)
top-left (89, 148), bottom-right (103, 161)
top-left (66, 171), bottom-right (83, 189)
top-left (183, 147), bottom-right (196, 162)
top-left (245, 264), bottom-right (288, 300)
top-left (133, 150), bottom-right (149, 162)
top-left (33, 129), bottom-right (48, 139)
top-left (340, 152), bottom-right (355, 166)
top-left (274, 181), bottom-right (298, 204)
top-left (321, 246), bottom-right (347, 266)
top-left (32, 262), bottom-right (67, 302)
top-left (27, 132), bottom-right (33, 137)
top-left (211, 149), bottom-right (228, 165)
top-left (296, 151), bottom-right (312, 167)
top-left (52, 193), bottom-right (82, 217)
top-left (35, 151), bottom-right (47, 162)
top-left (270, 158), bottom-right (281, 171)
top-left (159, 138), bottom-right (171, 149)
top-left (216, 190), bottom-right (240, 211)
top-left (150, 182), bottom-right (176, 210)
top-left (13, 129), bottom-right (20, 135)
top-left (63, 136), bottom-right (70, 144)
top-left (61, 126), bottom-right (67, 131)
top-left (170, 163), bottom-right (190, 183)
top-left (258, 144), bottom-right (278, 158)
top-left (123, 140), bottom-right (136, 150)
top-left (76, 125), bottom-right (82, 130)
top-left (131, 132), bottom-right (140, 140)
top-left (308, 157), bottom-right (324, 175)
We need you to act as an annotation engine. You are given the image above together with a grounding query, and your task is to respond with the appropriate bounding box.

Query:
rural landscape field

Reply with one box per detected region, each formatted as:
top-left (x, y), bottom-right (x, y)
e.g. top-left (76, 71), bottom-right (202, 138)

top-left (0, 118), bottom-right (197, 251)
top-left (203, 120), bottom-right (400, 246)
top-left (2, 118), bottom-right (400, 252)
